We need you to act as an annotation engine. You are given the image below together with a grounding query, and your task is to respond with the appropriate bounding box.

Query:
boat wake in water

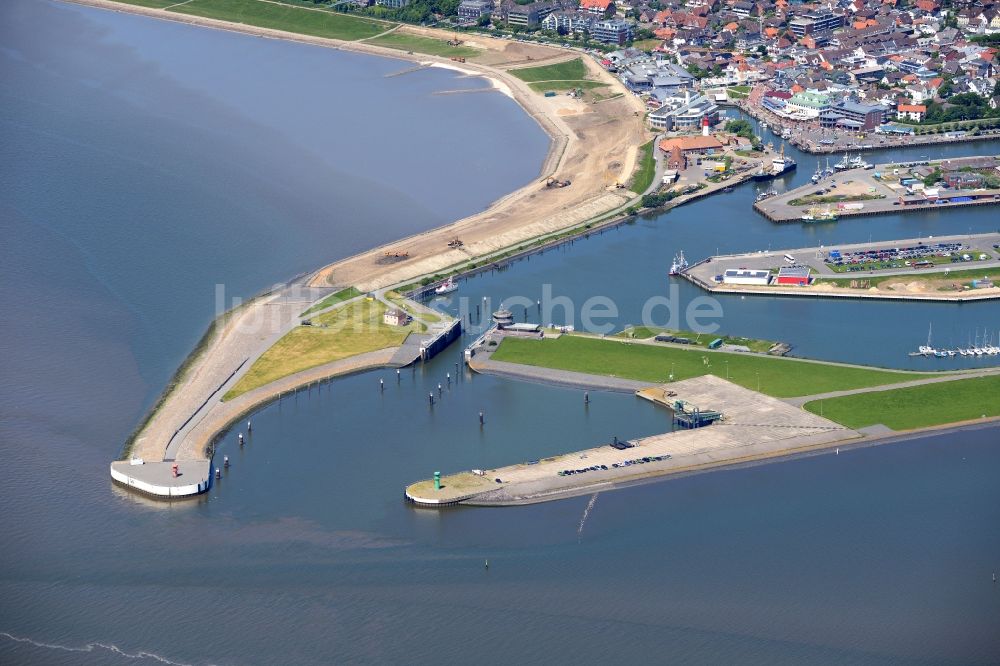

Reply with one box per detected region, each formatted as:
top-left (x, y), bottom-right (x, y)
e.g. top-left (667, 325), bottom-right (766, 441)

top-left (0, 631), bottom-right (208, 666)
top-left (577, 493), bottom-right (600, 541)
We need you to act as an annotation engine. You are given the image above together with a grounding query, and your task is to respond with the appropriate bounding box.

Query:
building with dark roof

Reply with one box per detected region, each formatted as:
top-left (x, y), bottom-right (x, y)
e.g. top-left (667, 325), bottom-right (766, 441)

top-left (819, 100), bottom-right (888, 130)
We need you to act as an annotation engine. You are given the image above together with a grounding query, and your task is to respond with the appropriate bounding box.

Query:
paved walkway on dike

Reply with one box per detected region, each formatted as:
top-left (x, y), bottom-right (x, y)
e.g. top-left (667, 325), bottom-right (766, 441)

top-left (144, 279), bottom-right (457, 462)
top-left (784, 365), bottom-right (1000, 407)
top-left (131, 282), bottom-right (327, 463)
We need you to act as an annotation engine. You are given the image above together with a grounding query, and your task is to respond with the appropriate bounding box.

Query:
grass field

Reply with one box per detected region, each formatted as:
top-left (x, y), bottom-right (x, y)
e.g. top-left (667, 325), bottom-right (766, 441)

top-left (804, 375), bottom-right (1000, 429)
top-left (629, 140), bottom-right (656, 194)
top-left (510, 58), bottom-right (586, 83)
top-left (170, 0), bottom-right (389, 41)
top-left (491, 335), bottom-right (938, 398)
top-left (366, 32), bottom-right (480, 58)
top-left (225, 299), bottom-right (418, 400)
top-left (301, 286), bottom-right (362, 317)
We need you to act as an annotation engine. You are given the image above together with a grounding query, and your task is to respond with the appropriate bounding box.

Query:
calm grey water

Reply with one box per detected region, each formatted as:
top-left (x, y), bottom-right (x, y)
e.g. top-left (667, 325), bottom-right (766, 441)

top-left (1, 2), bottom-right (998, 665)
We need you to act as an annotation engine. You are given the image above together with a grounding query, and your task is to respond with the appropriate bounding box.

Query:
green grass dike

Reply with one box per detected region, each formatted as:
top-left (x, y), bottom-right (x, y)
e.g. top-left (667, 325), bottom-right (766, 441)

top-left (224, 298), bottom-right (421, 400)
top-left (804, 375), bottom-right (1000, 430)
top-left (629, 140), bottom-right (656, 194)
top-left (365, 32), bottom-right (480, 58)
top-left (300, 286), bottom-right (362, 317)
top-left (490, 335), bottom-right (938, 399)
top-left (168, 0), bottom-right (390, 41)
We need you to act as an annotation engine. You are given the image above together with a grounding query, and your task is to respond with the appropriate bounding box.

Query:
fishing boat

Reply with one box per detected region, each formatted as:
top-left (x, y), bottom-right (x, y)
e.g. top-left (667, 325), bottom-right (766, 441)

top-left (751, 144), bottom-right (797, 181)
top-left (824, 157), bottom-right (834, 177)
top-left (434, 276), bottom-right (458, 295)
top-left (834, 153), bottom-right (852, 171)
top-left (755, 188), bottom-right (778, 202)
top-left (802, 207), bottom-right (837, 223)
top-left (810, 162), bottom-right (823, 183)
top-left (771, 144), bottom-right (797, 176)
top-left (668, 251), bottom-right (689, 276)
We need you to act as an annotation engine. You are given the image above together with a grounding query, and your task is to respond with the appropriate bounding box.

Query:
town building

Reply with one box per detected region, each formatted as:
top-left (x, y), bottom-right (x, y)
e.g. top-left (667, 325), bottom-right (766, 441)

top-left (819, 100), bottom-right (889, 130)
top-left (775, 266), bottom-right (811, 286)
top-left (506, 2), bottom-right (554, 27)
top-left (658, 135), bottom-right (724, 156)
top-left (785, 91), bottom-right (831, 118)
top-left (383, 309), bottom-right (412, 327)
top-left (592, 19), bottom-right (635, 45)
top-left (896, 103), bottom-right (926, 121)
top-left (648, 92), bottom-right (720, 130)
top-left (375, 0), bottom-right (410, 8)
top-left (722, 269), bottom-right (771, 286)
top-left (788, 11), bottom-right (844, 38)
top-left (457, 0), bottom-right (492, 21)
top-left (541, 11), bottom-right (596, 35)
top-left (579, 0), bottom-right (616, 17)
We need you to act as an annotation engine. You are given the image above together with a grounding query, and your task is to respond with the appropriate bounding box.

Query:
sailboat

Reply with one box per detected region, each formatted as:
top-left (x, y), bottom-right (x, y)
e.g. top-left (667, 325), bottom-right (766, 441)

top-left (917, 323), bottom-right (937, 356)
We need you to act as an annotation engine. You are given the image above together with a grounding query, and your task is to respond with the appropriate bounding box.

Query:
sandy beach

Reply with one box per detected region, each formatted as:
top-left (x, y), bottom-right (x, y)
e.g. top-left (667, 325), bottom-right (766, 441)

top-left (67, 0), bottom-right (649, 293)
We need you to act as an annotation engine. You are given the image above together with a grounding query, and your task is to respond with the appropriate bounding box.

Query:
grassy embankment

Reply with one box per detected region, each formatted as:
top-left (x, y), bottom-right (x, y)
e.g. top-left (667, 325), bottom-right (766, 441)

top-left (629, 140), bottom-right (656, 194)
top-left (787, 193), bottom-right (885, 207)
top-left (511, 58), bottom-right (609, 98)
top-left (365, 32), bottom-right (480, 58)
top-left (804, 375), bottom-right (1000, 430)
top-left (825, 254), bottom-right (994, 274)
top-left (301, 286), bottom-right (362, 317)
top-left (166, 0), bottom-right (391, 40)
top-left (224, 299), bottom-right (421, 400)
top-left (816, 266), bottom-right (1000, 288)
top-left (110, 0), bottom-right (178, 7)
top-left (491, 335), bottom-right (937, 399)
top-left (616, 326), bottom-right (776, 353)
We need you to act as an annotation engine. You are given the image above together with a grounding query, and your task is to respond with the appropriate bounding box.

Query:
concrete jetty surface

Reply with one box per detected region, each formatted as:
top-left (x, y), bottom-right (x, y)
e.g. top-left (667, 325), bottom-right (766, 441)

top-left (753, 158), bottom-right (1000, 223)
top-left (682, 232), bottom-right (1000, 302)
top-left (405, 375), bottom-right (859, 506)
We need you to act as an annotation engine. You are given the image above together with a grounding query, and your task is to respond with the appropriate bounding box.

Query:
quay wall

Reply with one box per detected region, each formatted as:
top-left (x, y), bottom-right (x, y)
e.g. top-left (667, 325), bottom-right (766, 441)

top-left (754, 196), bottom-right (1000, 223)
top-left (109, 461), bottom-right (211, 499)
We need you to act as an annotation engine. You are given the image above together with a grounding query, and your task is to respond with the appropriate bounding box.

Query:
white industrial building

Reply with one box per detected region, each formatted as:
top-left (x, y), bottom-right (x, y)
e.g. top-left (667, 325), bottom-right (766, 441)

top-left (722, 269), bottom-right (771, 286)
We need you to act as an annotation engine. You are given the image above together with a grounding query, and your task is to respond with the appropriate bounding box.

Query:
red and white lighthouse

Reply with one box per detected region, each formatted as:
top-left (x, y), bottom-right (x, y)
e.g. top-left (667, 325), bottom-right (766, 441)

top-left (702, 116), bottom-right (710, 137)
